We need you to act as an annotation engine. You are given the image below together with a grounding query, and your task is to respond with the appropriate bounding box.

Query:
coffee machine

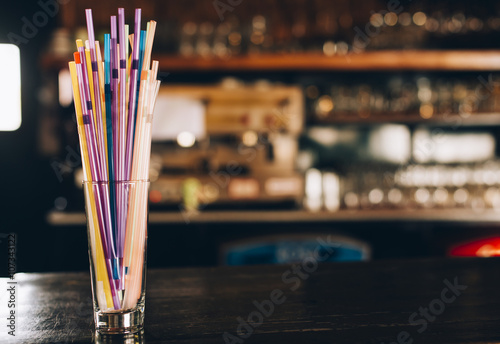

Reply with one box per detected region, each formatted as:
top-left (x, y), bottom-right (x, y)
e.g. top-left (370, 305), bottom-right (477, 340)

top-left (147, 79), bottom-right (305, 211)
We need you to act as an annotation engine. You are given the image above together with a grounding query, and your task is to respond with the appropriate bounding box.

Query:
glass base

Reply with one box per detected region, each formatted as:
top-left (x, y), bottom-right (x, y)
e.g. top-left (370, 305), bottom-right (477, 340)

top-left (95, 307), bottom-right (144, 334)
top-left (95, 329), bottom-right (145, 344)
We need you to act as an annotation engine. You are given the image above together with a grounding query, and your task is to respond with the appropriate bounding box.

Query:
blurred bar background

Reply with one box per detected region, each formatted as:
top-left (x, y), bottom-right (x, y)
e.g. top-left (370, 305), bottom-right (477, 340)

top-left (2, 0), bottom-right (500, 272)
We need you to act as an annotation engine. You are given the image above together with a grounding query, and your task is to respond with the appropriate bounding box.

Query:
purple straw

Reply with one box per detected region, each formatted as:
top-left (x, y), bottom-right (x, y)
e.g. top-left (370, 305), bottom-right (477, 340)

top-left (110, 16), bottom-right (126, 291)
top-left (117, 8), bottom-right (128, 290)
top-left (85, 9), bottom-right (108, 182)
top-left (110, 16), bottom-right (120, 250)
top-left (75, 54), bottom-right (120, 310)
top-left (79, 46), bottom-right (119, 289)
top-left (110, 16), bottom-right (119, 184)
top-left (86, 10), bottom-right (122, 289)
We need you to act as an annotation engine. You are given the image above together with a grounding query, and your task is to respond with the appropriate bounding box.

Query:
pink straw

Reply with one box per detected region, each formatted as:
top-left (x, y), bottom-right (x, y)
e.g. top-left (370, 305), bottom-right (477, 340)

top-left (125, 9), bottom-right (142, 180)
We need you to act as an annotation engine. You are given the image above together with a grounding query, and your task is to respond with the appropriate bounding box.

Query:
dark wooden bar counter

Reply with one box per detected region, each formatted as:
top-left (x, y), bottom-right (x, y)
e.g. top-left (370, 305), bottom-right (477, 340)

top-left (7, 258), bottom-right (500, 343)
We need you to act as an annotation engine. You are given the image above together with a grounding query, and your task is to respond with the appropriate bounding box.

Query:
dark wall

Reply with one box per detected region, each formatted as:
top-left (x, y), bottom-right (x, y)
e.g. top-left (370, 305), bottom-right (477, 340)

top-left (0, 2), bottom-right (59, 274)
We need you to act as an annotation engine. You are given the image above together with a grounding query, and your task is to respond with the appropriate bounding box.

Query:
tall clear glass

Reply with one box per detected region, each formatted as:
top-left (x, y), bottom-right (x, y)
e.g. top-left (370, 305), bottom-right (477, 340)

top-left (83, 180), bottom-right (150, 334)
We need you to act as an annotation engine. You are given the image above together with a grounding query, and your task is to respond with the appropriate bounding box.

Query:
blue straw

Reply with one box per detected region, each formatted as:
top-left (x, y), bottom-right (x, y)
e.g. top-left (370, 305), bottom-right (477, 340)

top-left (104, 34), bottom-right (117, 242)
top-left (131, 30), bottom-right (147, 146)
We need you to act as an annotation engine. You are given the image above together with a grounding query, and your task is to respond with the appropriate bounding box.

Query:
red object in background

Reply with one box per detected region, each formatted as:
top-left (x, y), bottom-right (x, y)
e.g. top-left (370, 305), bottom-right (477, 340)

top-left (449, 237), bottom-right (500, 257)
top-left (149, 190), bottom-right (162, 203)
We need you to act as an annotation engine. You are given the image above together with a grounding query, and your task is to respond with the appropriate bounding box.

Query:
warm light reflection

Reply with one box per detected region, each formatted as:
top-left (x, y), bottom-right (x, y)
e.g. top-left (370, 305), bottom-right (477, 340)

top-left (242, 130), bottom-right (258, 146)
top-left (413, 12), bottom-right (427, 26)
top-left (58, 69), bottom-right (73, 107)
top-left (177, 131), bottom-right (196, 147)
top-left (369, 125), bottom-right (411, 164)
top-left (305, 168), bottom-right (322, 211)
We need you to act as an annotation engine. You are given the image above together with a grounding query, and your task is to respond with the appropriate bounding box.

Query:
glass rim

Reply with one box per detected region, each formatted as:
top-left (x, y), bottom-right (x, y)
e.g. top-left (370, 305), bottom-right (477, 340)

top-left (82, 179), bottom-right (150, 185)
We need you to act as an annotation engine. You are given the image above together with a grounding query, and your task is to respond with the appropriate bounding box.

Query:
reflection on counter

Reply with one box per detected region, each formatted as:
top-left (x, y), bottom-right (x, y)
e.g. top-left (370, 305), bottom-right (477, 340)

top-left (95, 329), bottom-right (145, 344)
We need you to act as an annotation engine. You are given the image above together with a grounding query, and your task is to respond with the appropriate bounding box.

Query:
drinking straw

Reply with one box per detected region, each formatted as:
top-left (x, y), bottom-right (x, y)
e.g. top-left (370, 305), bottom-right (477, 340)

top-left (95, 41), bottom-right (108, 174)
top-left (144, 24), bottom-right (150, 70)
top-left (131, 30), bottom-right (147, 139)
top-left (97, 39), bottom-right (117, 263)
top-left (82, 43), bottom-right (97, 134)
top-left (136, 64), bottom-right (159, 183)
top-left (125, 25), bottom-right (130, 118)
top-left (109, 16), bottom-right (123, 285)
top-left (109, 18), bottom-right (117, 184)
top-left (120, 9), bottom-right (142, 297)
top-left (95, 42), bottom-right (105, 107)
top-left (124, 9), bottom-right (142, 181)
top-left (138, 30), bottom-right (146, 89)
top-left (74, 52), bottom-right (120, 309)
top-left (86, 10), bottom-right (108, 182)
top-left (124, 68), bottom-right (159, 268)
top-left (125, 25), bottom-right (129, 75)
top-left (127, 22), bottom-right (156, 170)
top-left (122, 70), bottom-right (161, 309)
top-left (83, 184), bottom-right (114, 310)
top-left (69, 61), bottom-right (113, 310)
top-left (109, 19), bottom-right (121, 279)
top-left (118, 9), bottom-right (127, 133)
top-left (122, 72), bottom-right (149, 309)
top-left (104, 34), bottom-right (112, 170)
top-left (141, 84), bottom-right (160, 180)
top-left (103, 35), bottom-right (116, 238)
top-left (70, 7), bottom-right (161, 311)
top-left (79, 44), bottom-right (120, 285)
top-left (123, 72), bottom-right (149, 274)
top-left (69, 61), bottom-right (92, 199)
top-left (128, 34), bottom-right (134, 54)
top-left (84, 48), bottom-right (98, 140)
top-left (117, 8), bottom-right (128, 290)
top-left (85, 11), bottom-right (121, 286)
top-left (122, 182), bottom-right (147, 309)
top-left (142, 21), bottom-right (157, 72)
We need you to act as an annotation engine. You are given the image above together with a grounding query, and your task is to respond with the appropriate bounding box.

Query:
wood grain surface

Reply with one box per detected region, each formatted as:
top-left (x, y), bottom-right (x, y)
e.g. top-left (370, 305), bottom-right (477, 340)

top-left (4, 258), bottom-right (500, 343)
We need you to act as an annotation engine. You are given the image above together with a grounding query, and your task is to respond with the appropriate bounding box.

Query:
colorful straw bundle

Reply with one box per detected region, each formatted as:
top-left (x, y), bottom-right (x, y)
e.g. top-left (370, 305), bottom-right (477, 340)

top-left (69, 8), bottom-right (160, 311)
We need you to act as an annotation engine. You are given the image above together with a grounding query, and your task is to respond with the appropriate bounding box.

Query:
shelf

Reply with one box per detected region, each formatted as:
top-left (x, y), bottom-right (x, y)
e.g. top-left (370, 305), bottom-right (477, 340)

top-left (314, 112), bottom-right (500, 126)
top-left (41, 50), bottom-right (500, 72)
top-left (156, 50), bottom-right (500, 71)
top-left (47, 208), bottom-right (500, 226)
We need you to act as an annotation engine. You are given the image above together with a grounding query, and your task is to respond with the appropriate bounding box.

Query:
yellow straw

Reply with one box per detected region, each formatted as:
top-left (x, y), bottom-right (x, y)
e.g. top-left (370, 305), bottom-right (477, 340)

top-left (69, 61), bottom-right (113, 310)
top-left (142, 21), bottom-right (157, 72)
